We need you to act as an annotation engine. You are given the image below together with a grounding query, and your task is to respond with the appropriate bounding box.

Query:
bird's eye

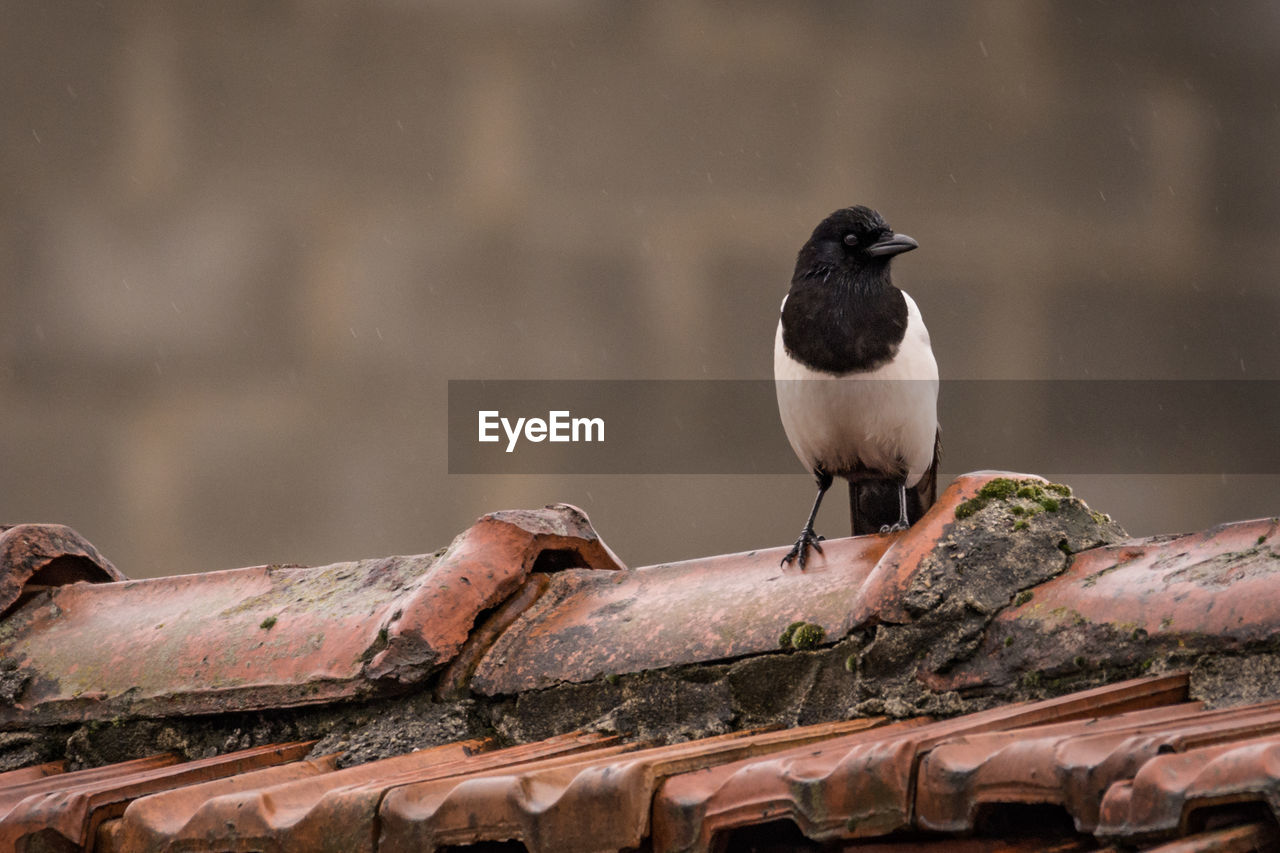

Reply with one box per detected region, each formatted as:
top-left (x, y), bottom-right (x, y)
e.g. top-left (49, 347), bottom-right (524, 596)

top-left (843, 233), bottom-right (859, 247)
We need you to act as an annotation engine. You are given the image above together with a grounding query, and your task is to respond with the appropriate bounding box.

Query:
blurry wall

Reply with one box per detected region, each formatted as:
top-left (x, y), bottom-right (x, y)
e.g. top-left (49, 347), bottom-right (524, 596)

top-left (2, 1), bottom-right (1278, 577)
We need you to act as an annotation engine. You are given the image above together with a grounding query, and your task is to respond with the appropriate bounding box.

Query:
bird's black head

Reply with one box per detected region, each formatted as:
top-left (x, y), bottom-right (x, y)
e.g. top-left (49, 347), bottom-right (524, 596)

top-left (793, 205), bottom-right (918, 288)
top-left (780, 205), bottom-right (918, 373)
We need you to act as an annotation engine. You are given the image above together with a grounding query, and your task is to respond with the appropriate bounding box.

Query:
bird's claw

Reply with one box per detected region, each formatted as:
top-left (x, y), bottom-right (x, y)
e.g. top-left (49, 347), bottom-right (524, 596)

top-left (782, 528), bottom-right (825, 570)
top-left (879, 521), bottom-right (909, 534)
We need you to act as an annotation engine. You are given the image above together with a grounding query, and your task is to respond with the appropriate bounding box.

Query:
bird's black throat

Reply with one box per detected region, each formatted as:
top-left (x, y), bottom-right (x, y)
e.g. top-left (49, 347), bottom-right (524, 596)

top-left (780, 262), bottom-right (908, 374)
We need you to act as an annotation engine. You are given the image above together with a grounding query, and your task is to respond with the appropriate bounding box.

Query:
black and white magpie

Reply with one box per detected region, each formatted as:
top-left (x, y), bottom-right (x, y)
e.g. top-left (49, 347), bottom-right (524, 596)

top-left (774, 206), bottom-right (940, 569)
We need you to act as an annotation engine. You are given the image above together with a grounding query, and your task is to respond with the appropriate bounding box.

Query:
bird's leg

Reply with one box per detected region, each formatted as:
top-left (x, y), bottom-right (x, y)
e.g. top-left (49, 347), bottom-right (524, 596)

top-left (879, 481), bottom-right (911, 534)
top-left (783, 470), bottom-right (833, 570)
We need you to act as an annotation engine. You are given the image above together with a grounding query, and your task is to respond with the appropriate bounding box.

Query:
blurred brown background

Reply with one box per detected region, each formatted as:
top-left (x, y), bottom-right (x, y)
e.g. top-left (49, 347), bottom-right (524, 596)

top-left (2, 2), bottom-right (1277, 578)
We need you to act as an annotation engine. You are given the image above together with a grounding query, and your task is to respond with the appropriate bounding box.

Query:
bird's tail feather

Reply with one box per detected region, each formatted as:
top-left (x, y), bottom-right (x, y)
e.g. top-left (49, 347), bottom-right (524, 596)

top-left (848, 430), bottom-right (940, 535)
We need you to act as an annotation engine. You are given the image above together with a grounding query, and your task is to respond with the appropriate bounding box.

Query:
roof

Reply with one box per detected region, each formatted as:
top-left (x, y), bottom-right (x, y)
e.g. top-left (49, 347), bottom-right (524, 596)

top-left (3, 471), bottom-right (1280, 851)
top-left (9, 675), bottom-right (1280, 850)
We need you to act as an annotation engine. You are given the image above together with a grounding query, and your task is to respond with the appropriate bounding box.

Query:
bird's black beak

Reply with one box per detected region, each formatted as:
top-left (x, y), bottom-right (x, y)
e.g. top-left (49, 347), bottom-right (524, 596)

top-left (864, 232), bottom-right (919, 258)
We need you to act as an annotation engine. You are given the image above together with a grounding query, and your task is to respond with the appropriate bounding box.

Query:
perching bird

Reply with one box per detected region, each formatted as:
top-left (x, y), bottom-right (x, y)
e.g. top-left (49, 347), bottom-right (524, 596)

top-left (774, 206), bottom-right (940, 569)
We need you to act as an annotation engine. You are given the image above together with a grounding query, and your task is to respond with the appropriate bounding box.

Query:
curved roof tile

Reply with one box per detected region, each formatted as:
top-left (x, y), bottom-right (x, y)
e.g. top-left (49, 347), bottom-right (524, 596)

top-left (0, 504), bottom-right (621, 727)
top-left (0, 523), bottom-right (124, 618)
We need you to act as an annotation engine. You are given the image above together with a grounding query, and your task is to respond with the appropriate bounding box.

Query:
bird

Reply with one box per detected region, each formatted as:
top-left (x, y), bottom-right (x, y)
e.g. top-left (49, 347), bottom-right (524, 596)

top-left (774, 205), bottom-right (940, 569)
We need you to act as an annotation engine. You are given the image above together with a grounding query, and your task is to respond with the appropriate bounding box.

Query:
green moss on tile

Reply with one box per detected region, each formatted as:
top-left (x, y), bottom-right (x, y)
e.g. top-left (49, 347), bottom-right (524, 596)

top-left (791, 623), bottom-right (825, 650)
top-left (259, 616), bottom-right (277, 630)
top-left (981, 478), bottom-right (1020, 500)
top-left (779, 620), bottom-right (825, 651)
top-left (956, 477), bottom-right (1019, 518)
top-left (955, 477), bottom-right (1075, 521)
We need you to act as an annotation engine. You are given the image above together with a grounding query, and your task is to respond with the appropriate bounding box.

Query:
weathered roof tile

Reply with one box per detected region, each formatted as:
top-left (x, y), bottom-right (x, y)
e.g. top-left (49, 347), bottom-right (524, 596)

top-left (0, 742), bottom-right (312, 852)
top-left (1097, 734), bottom-right (1280, 842)
top-left (99, 752), bottom-right (342, 853)
top-left (378, 719), bottom-right (885, 853)
top-left (470, 472), bottom-right (1013, 694)
top-left (931, 516), bottom-right (1280, 694)
top-left (0, 504), bottom-right (620, 727)
top-left (0, 761), bottom-right (64, 788)
top-left (470, 534), bottom-right (892, 694)
top-left (128, 733), bottom-right (619, 853)
top-left (650, 673), bottom-right (1188, 850)
top-left (916, 699), bottom-right (1280, 834)
top-left (0, 523), bottom-right (123, 618)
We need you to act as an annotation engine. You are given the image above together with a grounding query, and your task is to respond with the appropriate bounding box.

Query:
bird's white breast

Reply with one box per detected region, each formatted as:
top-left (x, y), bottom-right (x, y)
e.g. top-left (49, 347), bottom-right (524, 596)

top-left (774, 292), bottom-right (938, 485)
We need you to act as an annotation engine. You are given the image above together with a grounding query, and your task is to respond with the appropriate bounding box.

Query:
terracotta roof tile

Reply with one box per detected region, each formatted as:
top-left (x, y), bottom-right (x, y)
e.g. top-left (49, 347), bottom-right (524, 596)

top-left (471, 534), bottom-right (893, 694)
top-left (378, 718), bottom-right (885, 853)
top-left (471, 472), bottom-right (1007, 694)
top-left (7, 676), bottom-right (1280, 850)
top-left (0, 761), bottom-right (64, 788)
top-left (113, 732), bottom-right (626, 853)
top-left (1097, 734), bottom-right (1280, 842)
top-left (98, 752), bottom-right (342, 853)
top-left (1138, 822), bottom-right (1280, 852)
top-left (0, 523), bottom-right (124, 618)
top-left (0, 742), bottom-right (312, 851)
top-left (848, 469), bottom-right (1021, 627)
top-left (916, 699), bottom-right (1280, 834)
top-left (0, 755), bottom-right (178, 822)
top-left (931, 516), bottom-right (1280, 694)
top-left (650, 673), bottom-right (1188, 850)
top-left (0, 504), bottom-right (621, 727)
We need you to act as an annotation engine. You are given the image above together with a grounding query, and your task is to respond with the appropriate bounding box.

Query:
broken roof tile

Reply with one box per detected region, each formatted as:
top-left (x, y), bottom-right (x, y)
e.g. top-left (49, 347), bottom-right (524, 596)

top-left (0, 504), bottom-right (620, 727)
top-left (650, 673), bottom-right (1188, 851)
top-left (0, 523), bottom-right (124, 618)
top-left (0, 741), bottom-right (312, 852)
